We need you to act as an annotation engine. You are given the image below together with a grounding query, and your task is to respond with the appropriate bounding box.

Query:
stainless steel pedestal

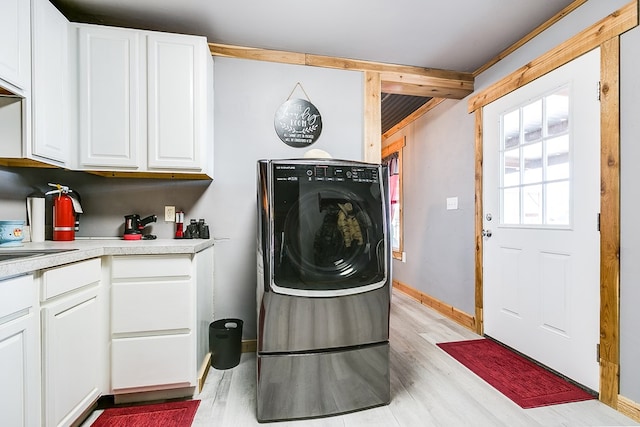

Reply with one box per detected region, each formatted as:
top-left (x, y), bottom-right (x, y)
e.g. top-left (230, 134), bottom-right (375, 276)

top-left (256, 342), bottom-right (390, 422)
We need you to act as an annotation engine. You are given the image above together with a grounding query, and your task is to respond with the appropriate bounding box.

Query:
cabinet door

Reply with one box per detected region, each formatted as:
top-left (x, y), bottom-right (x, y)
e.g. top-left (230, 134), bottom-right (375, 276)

top-left (112, 279), bottom-right (192, 334)
top-left (78, 26), bottom-right (143, 169)
top-left (0, 315), bottom-right (39, 427)
top-left (42, 287), bottom-right (101, 427)
top-left (112, 333), bottom-right (194, 391)
top-left (0, 0), bottom-right (30, 91)
top-left (147, 33), bottom-right (206, 171)
top-left (0, 274), bottom-right (39, 427)
top-left (31, 0), bottom-right (69, 164)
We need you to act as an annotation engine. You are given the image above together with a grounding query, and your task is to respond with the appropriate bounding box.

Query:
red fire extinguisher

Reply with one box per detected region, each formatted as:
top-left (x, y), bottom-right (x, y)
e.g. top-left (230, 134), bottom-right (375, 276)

top-left (45, 183), bottom-right (76, 241)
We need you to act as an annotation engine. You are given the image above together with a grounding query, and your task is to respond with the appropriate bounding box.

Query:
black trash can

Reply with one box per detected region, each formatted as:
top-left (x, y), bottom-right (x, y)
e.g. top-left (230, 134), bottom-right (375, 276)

top-left (209, 318), bottom-right (243, 369)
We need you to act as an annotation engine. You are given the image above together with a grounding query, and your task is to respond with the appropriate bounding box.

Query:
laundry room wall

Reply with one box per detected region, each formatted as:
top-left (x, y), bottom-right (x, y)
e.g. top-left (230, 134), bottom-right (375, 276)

top-left (384, 0), bottom-right (640, 404)
top-left (619, 21), bottom-right (640, 405)
top-left (211, 57), bottom-right (364, 338)
top-left (383, 99), bottom-right (476, 315)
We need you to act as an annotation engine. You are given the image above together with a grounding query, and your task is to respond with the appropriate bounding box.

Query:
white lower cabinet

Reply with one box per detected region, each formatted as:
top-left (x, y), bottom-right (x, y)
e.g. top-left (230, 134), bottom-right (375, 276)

top-left (0, 245), bottom-right (212, 425)
top-left (112, 334), bottom-right (193, 390)
top-left (40, 258), bottom-right (103, 427)
top-left (110, 254), bottom-right (196, 394)
top-left (0, 274), bottom-right (40, 427)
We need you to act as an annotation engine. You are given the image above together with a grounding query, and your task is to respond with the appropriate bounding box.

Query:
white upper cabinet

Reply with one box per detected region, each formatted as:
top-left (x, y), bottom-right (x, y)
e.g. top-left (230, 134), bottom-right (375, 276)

top-left (0, 0), bottom-right (30, 92)
top-left (147, 33), bottom-right (207, 172)
top-left (76, 24), bottom-right (213, 177)
top-left (78, 25), bottom-right (142, 169)
top-left (31, 0), bottom-right (70, 165)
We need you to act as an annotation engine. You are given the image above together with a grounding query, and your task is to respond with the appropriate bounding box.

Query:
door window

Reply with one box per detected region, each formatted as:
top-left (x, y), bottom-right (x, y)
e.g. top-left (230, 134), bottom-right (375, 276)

top-left (500, 86), bottom-right (570, 226)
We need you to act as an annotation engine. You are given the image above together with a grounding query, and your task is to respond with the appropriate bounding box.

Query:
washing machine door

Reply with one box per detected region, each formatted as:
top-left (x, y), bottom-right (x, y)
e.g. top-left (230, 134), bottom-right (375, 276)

top-left (270, 161), bottom-right (388, 297)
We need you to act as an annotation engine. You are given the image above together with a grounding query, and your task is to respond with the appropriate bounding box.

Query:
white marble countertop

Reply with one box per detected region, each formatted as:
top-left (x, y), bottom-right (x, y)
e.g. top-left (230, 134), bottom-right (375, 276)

top-left (0, 238), bottom-right (214, 279)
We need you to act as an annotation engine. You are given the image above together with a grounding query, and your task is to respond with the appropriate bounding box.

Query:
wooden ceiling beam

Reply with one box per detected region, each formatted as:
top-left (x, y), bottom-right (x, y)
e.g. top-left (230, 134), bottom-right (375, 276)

top-left (208, 43), bottom-right (306, 65)
top-left (209, 42), bottom-right (474, 100)
top-left (381, 72), bottom-right (473, 99)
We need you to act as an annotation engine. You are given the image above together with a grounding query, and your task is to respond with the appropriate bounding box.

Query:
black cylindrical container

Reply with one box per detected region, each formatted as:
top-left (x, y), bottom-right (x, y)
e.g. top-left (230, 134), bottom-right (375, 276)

top-left (209, 319), bottom-right (243, 369)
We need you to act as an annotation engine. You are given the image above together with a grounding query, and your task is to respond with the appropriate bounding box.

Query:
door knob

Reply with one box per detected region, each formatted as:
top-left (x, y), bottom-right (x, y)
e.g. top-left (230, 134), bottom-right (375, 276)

top-left (482, 229), bottom-right (492, 238)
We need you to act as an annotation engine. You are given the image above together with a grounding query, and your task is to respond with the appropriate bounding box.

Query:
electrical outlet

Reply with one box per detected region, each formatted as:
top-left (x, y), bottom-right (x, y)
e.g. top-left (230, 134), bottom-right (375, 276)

top-left (164, 206), bottom-right (176, 222)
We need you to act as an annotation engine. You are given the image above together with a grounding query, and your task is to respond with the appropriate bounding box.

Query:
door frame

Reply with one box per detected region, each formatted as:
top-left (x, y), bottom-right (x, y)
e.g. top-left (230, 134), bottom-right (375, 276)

top-left (468, 2), bottom-right (637, 408)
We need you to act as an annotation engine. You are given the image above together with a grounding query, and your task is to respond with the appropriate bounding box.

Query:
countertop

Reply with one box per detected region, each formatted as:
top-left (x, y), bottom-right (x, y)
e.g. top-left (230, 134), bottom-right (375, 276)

top-left (0, 238), bottom-right (215, 279)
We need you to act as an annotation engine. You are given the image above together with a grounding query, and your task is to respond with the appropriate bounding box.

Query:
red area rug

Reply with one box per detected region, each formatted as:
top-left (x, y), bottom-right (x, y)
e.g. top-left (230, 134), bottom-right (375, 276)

top-left (91, 400), bottom-right (200, 427)
top-left (437, 339), bottom-right (595, 408)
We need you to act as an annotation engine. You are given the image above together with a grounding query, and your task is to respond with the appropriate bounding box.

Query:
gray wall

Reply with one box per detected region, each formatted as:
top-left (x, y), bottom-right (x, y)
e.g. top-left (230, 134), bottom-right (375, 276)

top-left (0, 57), bottom-right (364, 341)
top-left (383, 0), bottom-right (640, 402)
top-left (384, 99), bottom-right (476, 314)
top-left (210, 57), bottom-right (363, 338)
top-left (0, 167), bottom-right (211, 239)
top-left (620, 23), bottom-right (640, 403)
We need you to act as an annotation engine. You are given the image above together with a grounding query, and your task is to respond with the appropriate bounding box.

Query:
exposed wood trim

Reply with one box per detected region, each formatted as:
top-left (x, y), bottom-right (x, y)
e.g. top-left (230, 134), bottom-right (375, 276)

top-left (380, 72), bottom-right (473, 99)
top-left (0, 160), bottom-right (212, 179)
top-left (197, 353), bottom-right (211, 393)
top-left (364, 71), bottom-right (382, 163)
top-left (241, 339), bottom-right (257, 353)
top-left (208, 43), bottom-right (475, 101)
top-left (382, 98), bottom-right (445, 140)
top-left (208, 43), bottom-right (306, 65)
top-left (393, 280), bottom-right (476, 331)
top-left (0, 158), bottom-right (59, 168)
top-left (618, 395), bottom-right (640, 422)
top-left (0, 87), bottom-right (16, 96)
top-left (599, 36), bottom-right (621, 408)
top-left (209, 42), bottom-right (474, 83)
top-left (473, 0), bottom-right (589, 77)
top-left (381, 136), bottom-right (406, 159)
top-left (307, 54), bottom-right (473, 82)
top-left (468, 1), bottom-right (637, 113)
top-left (307, 55), bottom-right (473, 100)
top-left (474, 108), bottom-right (484, 336)
top-left (85, 170), bottom-right (212, 180)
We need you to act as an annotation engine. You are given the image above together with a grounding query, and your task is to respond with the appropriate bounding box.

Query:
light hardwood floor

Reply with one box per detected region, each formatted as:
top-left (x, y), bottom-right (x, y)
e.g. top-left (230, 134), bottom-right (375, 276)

top-left (85, 290), bottom-right (639, 426)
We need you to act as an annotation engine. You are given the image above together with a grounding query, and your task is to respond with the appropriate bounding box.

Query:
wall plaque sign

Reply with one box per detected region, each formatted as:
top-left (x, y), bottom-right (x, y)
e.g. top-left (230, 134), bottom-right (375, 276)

top-left (274, 97), bottom-right (323, 147)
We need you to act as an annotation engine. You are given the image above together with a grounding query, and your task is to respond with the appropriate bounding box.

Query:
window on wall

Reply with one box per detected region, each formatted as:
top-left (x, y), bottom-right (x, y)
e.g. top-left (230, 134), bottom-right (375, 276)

top-left (382, 137), bottom-right (406, 260)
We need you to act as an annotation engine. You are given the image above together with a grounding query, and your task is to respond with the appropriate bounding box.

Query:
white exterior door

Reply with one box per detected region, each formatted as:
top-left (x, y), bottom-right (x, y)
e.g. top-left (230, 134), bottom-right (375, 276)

top-left (483, 48), bottom-right (600, 390)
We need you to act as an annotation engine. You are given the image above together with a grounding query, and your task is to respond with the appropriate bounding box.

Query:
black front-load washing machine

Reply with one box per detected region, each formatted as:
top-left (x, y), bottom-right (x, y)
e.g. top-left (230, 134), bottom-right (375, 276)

top-left (256, 159), bottom-right (391, 422)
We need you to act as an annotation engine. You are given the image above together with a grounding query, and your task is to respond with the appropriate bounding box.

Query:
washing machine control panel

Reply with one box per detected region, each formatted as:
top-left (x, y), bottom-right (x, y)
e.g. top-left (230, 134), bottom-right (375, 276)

top-left (274, 163), bottom-right (380, 183)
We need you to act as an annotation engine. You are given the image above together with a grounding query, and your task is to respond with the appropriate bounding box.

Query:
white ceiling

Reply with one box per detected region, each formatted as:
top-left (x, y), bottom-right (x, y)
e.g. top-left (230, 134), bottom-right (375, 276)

top-left (50, 0), bottom-right (576, 73)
